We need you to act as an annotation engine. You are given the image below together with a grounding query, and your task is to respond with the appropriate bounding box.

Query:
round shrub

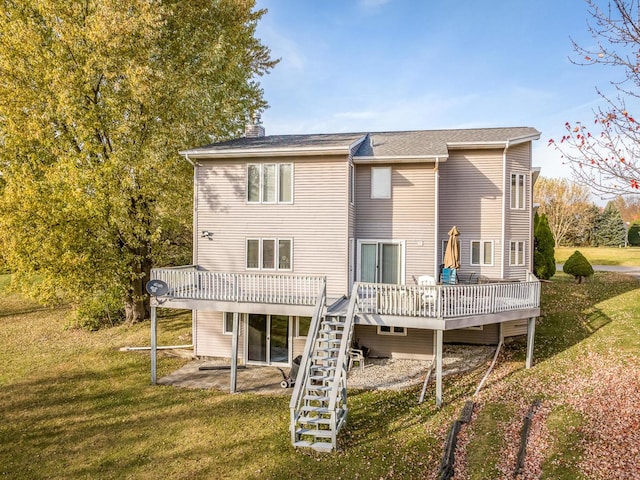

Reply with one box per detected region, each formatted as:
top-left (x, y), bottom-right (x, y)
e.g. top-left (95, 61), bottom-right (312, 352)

top-left (628, 223), bottom-right (640, 247)
top-left (563, 250), bottom-right (594, 284)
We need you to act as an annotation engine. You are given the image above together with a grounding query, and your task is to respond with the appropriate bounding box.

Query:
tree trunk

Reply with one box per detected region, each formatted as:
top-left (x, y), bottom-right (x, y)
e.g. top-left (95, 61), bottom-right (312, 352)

top-left (124, 254), bottom-right (152, 325)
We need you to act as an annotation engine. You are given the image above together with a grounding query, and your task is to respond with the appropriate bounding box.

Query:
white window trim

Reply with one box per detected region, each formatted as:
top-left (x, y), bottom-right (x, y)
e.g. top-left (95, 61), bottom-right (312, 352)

top-left (510, 240), bottom-right (526, 266)
top-left (245, 237), bottom-right (293, 272)
top-left (295, 316), bottom-right (312, 338)
top-left (510, 173), bottom-right (526, 210)
top-left (222, 312), bottom-right (234, 335)
top-left (465, 325), bottom-right (484, 331)
top-left (377, 325), bottom-right (407, 336)
top-left (356, 239), bottom-right (406, 283)
top-left (247, 163), bottom-right (294, 205)
top-left (371, 166), bottom-right (391, 199)
top-left (470, 240), bottom-right (494, 267)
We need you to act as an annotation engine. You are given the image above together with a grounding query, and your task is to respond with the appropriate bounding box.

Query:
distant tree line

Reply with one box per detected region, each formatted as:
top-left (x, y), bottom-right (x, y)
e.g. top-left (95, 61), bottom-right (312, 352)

top-left (534, 177), bottom-right (635, 248)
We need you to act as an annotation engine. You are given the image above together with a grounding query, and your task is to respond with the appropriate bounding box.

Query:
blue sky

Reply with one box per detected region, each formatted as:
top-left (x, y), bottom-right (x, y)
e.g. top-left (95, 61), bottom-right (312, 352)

top-left (254, 0), bottom-right (621, 181)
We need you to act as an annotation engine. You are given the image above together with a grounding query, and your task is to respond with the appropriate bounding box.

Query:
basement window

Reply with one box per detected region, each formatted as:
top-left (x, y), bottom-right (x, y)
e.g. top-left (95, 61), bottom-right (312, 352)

top-left (377, 325), bottom-right (407, 336)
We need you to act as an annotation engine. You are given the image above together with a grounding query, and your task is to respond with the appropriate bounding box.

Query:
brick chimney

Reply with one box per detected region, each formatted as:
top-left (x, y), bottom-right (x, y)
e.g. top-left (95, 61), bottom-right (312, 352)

top-left (244, 112), bottom-right (265, 138)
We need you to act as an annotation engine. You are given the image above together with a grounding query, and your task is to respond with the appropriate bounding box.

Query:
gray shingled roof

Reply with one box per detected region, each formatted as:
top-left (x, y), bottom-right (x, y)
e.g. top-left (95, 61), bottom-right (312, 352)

top-left (180, 127), bottom-right (540, 158)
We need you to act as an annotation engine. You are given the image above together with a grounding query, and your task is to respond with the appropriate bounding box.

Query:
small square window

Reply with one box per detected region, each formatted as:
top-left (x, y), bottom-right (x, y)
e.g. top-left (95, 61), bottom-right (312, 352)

top-left (371, 167), bottom-right (391, 199)
top-left (377, 325), bottom-right (407, 336)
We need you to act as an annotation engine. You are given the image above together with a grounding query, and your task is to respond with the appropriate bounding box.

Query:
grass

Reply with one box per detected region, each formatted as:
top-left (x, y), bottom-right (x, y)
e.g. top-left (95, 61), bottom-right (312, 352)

top-left (1, 271), bottom-right (639, 479)
top-left (554, 245), bottom-right (640, 265)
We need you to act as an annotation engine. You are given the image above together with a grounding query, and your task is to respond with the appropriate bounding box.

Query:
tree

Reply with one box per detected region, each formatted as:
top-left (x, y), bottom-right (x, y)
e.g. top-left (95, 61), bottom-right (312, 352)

top-left (564, 203), bottom-right (601, 247)
top-left (563, 250), bottom-right (594, 284)
top-left (534, 212), bottom-right (556, 280)
top-left (595, 201), bottom-right (627, 246)
top-left (534, 176), bottom-right (595, 247)
top-left (612, 195), bottom-right (640, 224)
top-left (0, 1), bottom-right (277, 325)
top-left (627, 222), bottom-right (640, 246)
top-left (549, 0), bottom-right (640, 197)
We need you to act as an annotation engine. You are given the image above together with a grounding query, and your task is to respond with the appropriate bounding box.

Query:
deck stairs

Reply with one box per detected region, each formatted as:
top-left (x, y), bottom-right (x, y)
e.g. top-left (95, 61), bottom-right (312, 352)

top-left (289, 286), bottom-right (359, 452)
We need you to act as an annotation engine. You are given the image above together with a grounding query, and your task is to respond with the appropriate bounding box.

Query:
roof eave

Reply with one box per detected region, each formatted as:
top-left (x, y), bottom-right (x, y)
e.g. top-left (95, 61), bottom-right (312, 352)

top-left (179, 145), bottom-right (354, 159)
top-left (353, 155), bottom-right (448, 164)
top-left (446, 133), bottom-right (541, 150)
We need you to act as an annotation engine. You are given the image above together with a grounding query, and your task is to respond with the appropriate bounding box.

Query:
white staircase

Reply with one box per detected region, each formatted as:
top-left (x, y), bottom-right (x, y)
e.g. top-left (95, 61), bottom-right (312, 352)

top-left (290, 286), bottom-right (358, 452)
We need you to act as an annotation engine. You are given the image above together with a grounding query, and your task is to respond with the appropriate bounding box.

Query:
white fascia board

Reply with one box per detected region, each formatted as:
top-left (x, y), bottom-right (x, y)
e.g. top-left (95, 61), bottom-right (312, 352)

top-left (447, 134), bottom-right (541, 150)
top-left (179, 145), bottom-right (354, 159)
top-left (352, 155), bottom-right (448, 164)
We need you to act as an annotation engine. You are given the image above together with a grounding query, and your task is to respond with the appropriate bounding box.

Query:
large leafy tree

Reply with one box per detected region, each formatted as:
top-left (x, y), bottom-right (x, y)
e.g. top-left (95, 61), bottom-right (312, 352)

top-left (534, 176), bottom-right (595, 247)
top-left (0, 0), bottom-right (276, 324)
top-left (550, 0), bottom-right (640, 196)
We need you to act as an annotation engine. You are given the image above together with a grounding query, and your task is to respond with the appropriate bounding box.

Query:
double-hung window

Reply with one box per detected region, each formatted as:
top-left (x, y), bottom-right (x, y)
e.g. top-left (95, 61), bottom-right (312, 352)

top-left (471, 240), bottom-right (493, 266)
top-left (510, 241), bottom-right (525, 266)
top-left (246, 238), bottom-right (292, 271)
top-left (247, 163), bottom-right (293, 203)
top-left (510, 173), bottom-right (526, 210)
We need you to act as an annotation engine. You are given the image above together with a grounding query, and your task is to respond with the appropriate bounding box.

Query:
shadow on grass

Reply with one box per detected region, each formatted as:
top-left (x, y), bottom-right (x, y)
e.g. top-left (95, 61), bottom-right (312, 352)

top-left (534, 272), bottom-right (639, 363)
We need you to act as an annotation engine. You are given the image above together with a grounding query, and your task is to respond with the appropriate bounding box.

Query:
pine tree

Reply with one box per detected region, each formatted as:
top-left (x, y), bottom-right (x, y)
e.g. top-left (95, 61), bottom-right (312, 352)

top-left (595, 202), bottom-right (626, 247)
top-left (534, 212), bottom-right (556, 280)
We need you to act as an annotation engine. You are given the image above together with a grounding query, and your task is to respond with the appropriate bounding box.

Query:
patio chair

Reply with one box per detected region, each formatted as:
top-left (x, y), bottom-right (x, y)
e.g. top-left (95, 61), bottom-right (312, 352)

top-left (441, 268), bottom-right (458, 285)
top-left (348, 348), bottom-right (365, 371)
top-left (418, 275), bottom-right (437, 305)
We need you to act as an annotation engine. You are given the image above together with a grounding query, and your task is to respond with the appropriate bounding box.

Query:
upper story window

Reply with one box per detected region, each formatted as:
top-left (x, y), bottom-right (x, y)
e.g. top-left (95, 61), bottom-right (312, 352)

top-left (471, 240), bottom-right (493, 266)
top-left (246, 238), bottom-right (292, 271)
top-left (371, 166), bottom-right (391, 199)
top-left (510, 173), bottom-right (526, 210)
top-left (247, 163), bottom-right (293, 204)
top-left (510, 240), bottom-right (525, 266)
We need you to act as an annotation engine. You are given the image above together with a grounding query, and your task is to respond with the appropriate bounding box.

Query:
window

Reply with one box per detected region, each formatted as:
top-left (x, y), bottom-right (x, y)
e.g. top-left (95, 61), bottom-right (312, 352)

top-left (296, 316), bottom-right (311, 337)
top-left (246, 238), bottom-right (292, 271)
top-left (371, 166), bottom-right (391, 199)
top-left (247, 163), bottom-right (293, 204)
top-left (510, 240), bottom-right (525, 266)
top-left (511, 173), bottom-right (526, 210)
top-left (223, 312), bottom-right (235, 335)
top-left (471, 240), bottom-right (493, 266)
top-left (377, 325), bottom-right (407, 336)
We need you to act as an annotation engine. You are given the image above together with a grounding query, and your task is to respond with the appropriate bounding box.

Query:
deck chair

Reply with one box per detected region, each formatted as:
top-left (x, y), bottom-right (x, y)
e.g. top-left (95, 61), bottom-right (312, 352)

top-left (417, 274), bottom-right (437, 304)
top-left (441, 268), bottom-right (458, 285)
top-left (348, 348), bottom-right (365, 371)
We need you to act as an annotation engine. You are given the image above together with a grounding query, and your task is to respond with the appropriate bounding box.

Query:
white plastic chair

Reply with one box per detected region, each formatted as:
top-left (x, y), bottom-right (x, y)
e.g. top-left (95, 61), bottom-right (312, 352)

top-left (418, 275), bottom-right (437, 304)
top-left (348, 348), bottom-right (365, 371)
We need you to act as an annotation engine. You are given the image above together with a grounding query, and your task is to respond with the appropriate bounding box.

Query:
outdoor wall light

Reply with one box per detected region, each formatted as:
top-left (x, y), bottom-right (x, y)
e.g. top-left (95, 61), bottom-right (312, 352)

top-left (200, 231), bottom-right (214, 240)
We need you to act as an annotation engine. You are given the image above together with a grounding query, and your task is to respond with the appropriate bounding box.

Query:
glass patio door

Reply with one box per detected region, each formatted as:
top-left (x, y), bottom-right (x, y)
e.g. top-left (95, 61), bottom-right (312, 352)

top-left (247, 314), bottom-right (290, 365)
top-left (358, 241), bottom-right (403, 284)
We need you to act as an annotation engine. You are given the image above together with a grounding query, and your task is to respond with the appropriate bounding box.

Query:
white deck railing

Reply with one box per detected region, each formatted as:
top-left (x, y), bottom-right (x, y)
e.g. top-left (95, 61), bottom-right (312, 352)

top-left (151, 266), bottom-right (325, 306)
top-left (356, 280), bottom-right (540, 318)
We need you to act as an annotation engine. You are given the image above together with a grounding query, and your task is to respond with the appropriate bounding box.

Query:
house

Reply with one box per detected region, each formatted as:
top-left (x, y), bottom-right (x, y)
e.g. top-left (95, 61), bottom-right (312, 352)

top-left (149, 118), bottom-right (541, 451)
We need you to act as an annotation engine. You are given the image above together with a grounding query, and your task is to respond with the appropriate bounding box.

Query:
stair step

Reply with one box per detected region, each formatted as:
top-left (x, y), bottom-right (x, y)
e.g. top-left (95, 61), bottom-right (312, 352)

top-left (293, 440), bottom-right (334, 452)
top-left (306, 384), bottom-right (331, 392)
top-left (303, 394), bottom-right (330, 402)
top-left (300, 405), bottom-right (331, 414)
top-left (298, 415), bottom-right (332, 425)
top-left (315, 347), bottom-right (340, 353)
top-left (296, 428), bottom-right (333, 438)
top-left (311, 356), bottom-right (338, 363)
top-left (311, 365), bottom-right (336, 373)
top-left (309, 375), bottom-right (334, 382)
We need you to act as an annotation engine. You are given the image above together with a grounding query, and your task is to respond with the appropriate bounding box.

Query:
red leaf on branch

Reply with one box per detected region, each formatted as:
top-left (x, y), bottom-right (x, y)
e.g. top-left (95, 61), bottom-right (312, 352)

top-left (631, 179), bottom-right (639, 189)
top-left (621, 157), bottom-right (626, 163)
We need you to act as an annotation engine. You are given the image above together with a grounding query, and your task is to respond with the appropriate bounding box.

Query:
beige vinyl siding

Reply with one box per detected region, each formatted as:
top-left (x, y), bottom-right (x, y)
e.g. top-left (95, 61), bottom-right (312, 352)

top-left (443, 324), bottom-right (500, 344)
top-left (505, 142), bottom-right (533, 279)
top-left (195, 155), bottom-right (350, 299)
top-left (439, 150), bottom-right (504, 280)
top-left (353, 325), bottom-right (434, 360)
top-left (195, 311), bottom-right (246, 359)
top-left (502, 318), bottom-right (529, 337)
top-left (355, 163), bottom-right (437, 283)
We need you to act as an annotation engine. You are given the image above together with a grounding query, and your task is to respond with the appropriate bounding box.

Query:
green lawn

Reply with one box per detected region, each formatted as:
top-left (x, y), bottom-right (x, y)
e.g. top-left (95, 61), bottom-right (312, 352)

top-left (554, 245), bottom-right (640, 265)
top-left (1, 272), bottom-right (639, 479)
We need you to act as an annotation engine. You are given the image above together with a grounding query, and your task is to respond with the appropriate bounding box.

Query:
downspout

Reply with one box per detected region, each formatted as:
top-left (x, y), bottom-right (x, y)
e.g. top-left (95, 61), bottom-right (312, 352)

top-left (434, 158), bottom-right (440, 279)
top-left (184, 153), bottom-right (198, 353)
top-left (501, 143), bottom-right (509, 280)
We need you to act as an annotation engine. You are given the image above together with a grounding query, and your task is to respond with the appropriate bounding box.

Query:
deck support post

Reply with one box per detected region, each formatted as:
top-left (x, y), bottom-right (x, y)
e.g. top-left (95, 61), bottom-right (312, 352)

top-left (525, 317), bottom-right (536, 369)
top-left (435, 329), bottom-right (443, 408)
top-left (151, 305), bottom-right (157, 385)
top-left (230, 312), bottom-right (239, 393)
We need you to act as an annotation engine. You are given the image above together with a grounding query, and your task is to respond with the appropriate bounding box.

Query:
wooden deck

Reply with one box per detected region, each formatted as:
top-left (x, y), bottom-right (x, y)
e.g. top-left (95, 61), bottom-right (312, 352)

top-left (150, 266), bottom-right (541, 328)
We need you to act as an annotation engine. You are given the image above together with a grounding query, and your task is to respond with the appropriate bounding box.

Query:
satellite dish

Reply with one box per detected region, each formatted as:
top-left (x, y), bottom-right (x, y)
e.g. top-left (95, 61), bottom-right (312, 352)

top-left (146, 279), bottom-right (169, 297)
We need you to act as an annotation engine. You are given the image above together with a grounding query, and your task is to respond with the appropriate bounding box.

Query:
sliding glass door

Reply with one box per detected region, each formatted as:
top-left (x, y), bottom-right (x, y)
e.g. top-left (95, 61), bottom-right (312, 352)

top-left (358, 240), bottom-right (403, 284)
top-left (247, 314), bottom-right (290, 365)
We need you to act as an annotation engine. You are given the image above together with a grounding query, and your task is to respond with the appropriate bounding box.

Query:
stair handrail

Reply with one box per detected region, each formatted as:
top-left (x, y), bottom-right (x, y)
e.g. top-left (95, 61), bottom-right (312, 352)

top-left (289, 278), bottom-right (327, 435)
top-left (327, 283), bottom-right (360, 413)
